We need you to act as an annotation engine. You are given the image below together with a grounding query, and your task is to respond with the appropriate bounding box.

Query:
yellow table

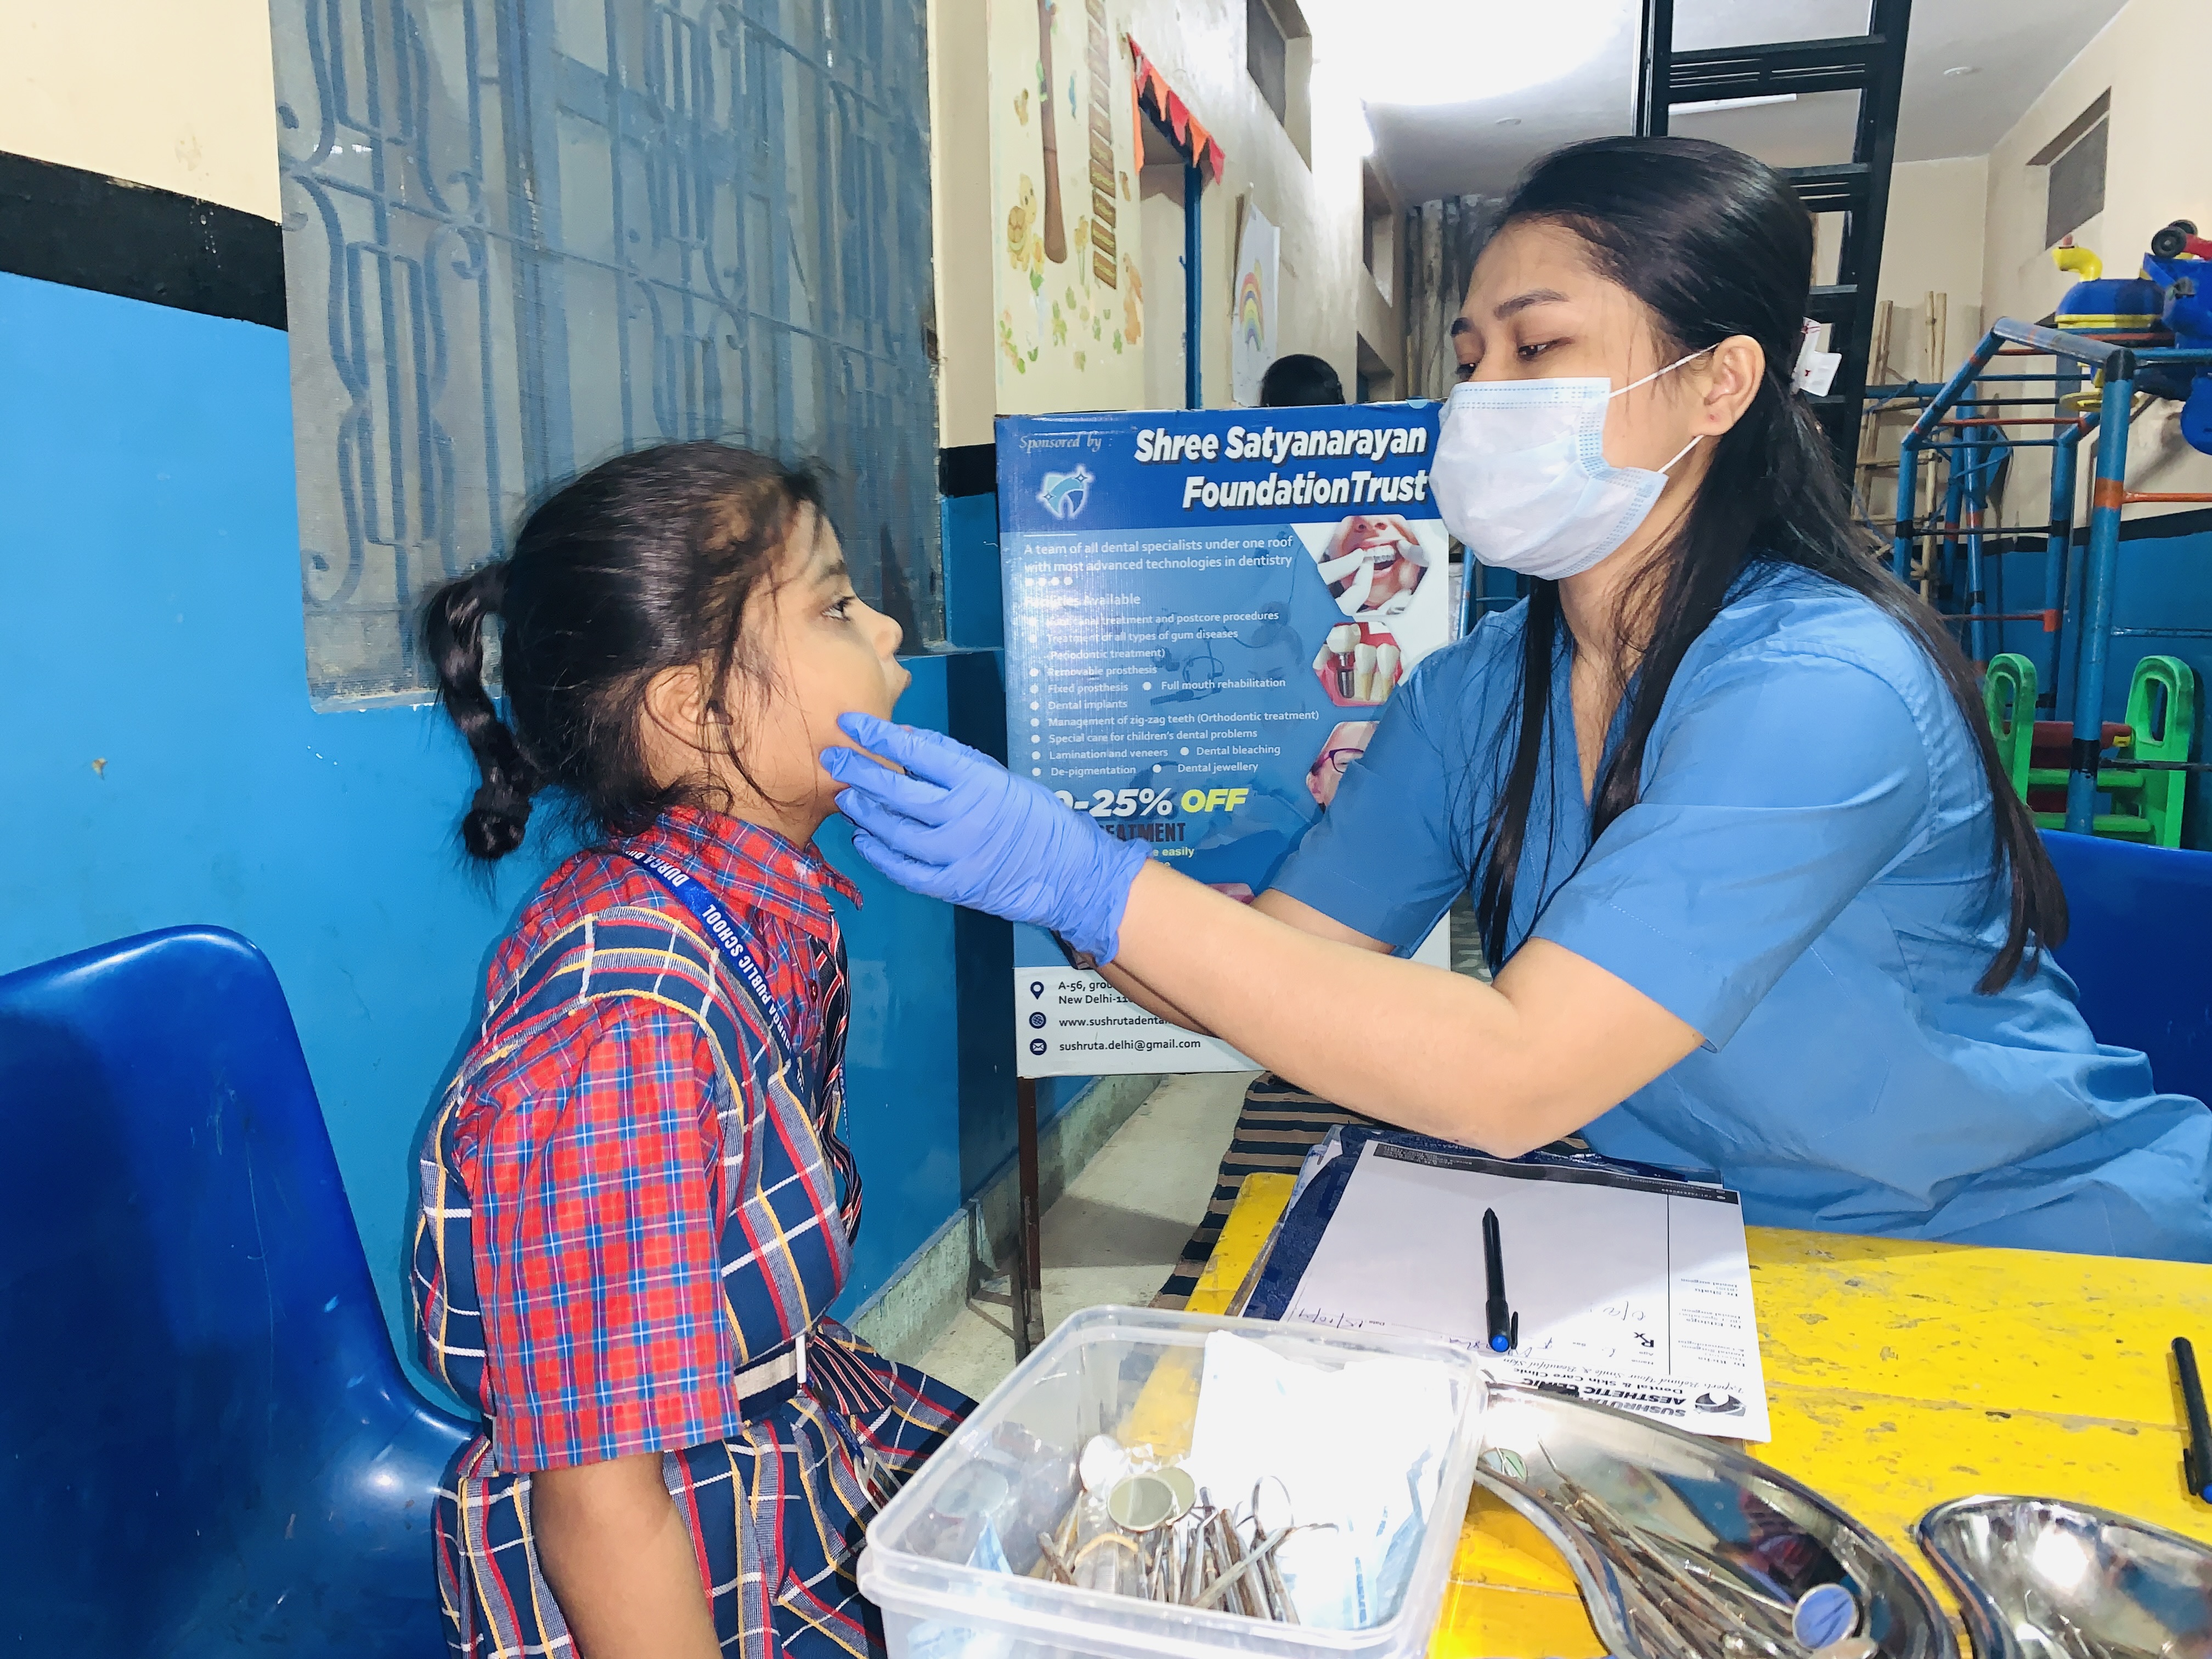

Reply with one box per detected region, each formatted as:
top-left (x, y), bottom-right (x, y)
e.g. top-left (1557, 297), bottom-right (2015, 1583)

top-left (1186, 1173), bottom-right (2212, 1656)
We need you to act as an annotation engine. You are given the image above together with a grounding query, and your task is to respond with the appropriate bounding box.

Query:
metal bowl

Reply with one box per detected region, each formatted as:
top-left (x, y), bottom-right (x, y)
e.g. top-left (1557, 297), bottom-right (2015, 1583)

top-left (1476, 1384), bottom-right (1957, 1659)
top-left (1916, 1495), bottom-right (2212, 1659)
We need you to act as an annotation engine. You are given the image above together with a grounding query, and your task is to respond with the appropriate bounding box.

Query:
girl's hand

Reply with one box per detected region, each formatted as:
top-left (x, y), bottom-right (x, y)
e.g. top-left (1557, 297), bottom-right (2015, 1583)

top-left (822, 713), bottom-right (1148, 963)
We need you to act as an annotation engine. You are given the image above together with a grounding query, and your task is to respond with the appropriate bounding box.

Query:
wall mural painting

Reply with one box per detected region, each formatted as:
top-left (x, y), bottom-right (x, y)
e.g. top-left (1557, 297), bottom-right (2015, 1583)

top-left (990, 0), bottom-right (1144, 413)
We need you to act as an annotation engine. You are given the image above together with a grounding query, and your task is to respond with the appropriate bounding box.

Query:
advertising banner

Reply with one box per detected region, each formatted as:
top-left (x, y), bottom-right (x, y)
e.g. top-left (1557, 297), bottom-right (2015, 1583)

top-left (997, 404), bottom-right (1452, 1078)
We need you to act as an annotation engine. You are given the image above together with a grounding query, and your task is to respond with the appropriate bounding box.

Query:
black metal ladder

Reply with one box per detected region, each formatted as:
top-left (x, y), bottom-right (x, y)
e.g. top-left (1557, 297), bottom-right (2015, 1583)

top-left (1636, 0), bottom-right (1914, 468)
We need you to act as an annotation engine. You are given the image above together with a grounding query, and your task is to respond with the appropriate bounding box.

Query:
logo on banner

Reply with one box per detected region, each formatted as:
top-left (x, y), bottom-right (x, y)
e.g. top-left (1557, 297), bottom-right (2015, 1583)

top-left (1037, 465), bottom-right (1093, 520)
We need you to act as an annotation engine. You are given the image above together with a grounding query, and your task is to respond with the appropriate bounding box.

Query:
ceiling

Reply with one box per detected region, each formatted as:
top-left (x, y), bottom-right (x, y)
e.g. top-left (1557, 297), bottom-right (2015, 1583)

top-left (1304, 0), bottom-right (2129, 205)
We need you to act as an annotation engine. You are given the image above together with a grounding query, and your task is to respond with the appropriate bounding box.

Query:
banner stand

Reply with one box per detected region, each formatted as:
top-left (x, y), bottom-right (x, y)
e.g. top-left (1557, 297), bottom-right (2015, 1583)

top-left (993, 400), bottom-right (1448, 1360)
top-left (1014, 1076), bottom-right (1045, 1357)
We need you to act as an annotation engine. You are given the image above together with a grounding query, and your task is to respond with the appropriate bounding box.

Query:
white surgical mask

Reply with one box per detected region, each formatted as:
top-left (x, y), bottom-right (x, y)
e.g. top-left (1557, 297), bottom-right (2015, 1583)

top-left (1430, 349), bottom-right (1709, 580)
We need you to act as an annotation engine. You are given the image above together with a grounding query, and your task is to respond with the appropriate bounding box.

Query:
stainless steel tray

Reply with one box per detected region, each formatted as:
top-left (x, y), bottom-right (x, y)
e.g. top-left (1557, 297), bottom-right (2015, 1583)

top-left (1916, 1494), bottom-right (2212, 1659)
top-left (1475, 1384), bottom-right (1956, 1659)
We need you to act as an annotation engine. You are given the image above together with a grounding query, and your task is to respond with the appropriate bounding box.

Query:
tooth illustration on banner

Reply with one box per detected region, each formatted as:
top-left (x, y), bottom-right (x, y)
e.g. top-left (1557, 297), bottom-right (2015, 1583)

top-left (1373, 642), bottom-right (1401, 703)
top-left (1328, 624), bottom-right (1361, 699)
top-left (1352, 641), bottom-right (1378, 703)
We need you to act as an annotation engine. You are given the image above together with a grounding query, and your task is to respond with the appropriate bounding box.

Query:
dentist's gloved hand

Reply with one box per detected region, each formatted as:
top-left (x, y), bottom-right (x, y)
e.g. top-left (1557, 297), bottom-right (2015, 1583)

top-left (822, 713), bottom-right (1149, 963)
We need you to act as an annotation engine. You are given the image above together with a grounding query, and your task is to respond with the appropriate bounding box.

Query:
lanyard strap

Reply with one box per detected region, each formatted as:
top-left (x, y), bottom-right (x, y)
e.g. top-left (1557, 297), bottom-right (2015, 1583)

top-left (617, 845), bottom-right (864, 1246)
top-left (617, 848), bottom-right (800, 1069)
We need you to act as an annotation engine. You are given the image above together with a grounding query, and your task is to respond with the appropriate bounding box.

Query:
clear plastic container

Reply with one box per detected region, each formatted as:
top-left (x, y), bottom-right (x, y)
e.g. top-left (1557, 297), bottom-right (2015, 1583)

top-left (858, 1306), bottom-right (1486, 1659)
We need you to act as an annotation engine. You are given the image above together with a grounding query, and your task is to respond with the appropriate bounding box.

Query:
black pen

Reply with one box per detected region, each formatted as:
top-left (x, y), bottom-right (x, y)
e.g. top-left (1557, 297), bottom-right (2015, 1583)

top-left (1482, 1207), bottom-right (1518, 1354)
top-left (2175, 1337), bottom-right (2212, 1502)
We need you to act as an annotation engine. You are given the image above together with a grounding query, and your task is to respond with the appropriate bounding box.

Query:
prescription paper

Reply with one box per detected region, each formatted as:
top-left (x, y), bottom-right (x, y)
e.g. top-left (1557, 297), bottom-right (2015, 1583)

top-left (1282, 1141), bottom-right (1770, 1440)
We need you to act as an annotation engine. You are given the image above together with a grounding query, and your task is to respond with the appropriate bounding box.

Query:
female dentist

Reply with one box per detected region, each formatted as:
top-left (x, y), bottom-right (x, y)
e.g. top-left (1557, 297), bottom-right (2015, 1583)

top-left (825, 136), bottom-right (2212, 1262)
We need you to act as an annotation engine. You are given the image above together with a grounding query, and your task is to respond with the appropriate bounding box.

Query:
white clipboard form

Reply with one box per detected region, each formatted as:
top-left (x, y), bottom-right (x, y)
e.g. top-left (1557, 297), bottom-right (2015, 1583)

top-left (1278, 1139), bottom-right (1771, 1440)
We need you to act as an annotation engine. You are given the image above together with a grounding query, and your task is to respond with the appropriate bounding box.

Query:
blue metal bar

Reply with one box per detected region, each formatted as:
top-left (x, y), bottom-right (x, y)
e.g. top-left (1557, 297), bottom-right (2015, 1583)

top-left (2042, 416), bottom-right (2089, 709)
top-left (1962, 407), bottom-right (1988, 663)
top-left (1870, 377), bottom-right (2086, 398)
top-left (1872, 374), bottom-right (2092, 391)
top-left (1904, 334), bottom-right (2007, 445)
top-left (1183, 163), bottom-right (1204, 410)
top-left (1894, 319), bottom-right (2137, 606)
top-left (1940, 460), bottom-right (1966, 630)
top-left (1989, 317), bottom-right (2134, 368)
top-left (2066, 369), bottom-right (2138, 832)
top-left (1892, 431), bottom-right (1922, 581)
top-left (1916, 438), bottom-right (2072, 450)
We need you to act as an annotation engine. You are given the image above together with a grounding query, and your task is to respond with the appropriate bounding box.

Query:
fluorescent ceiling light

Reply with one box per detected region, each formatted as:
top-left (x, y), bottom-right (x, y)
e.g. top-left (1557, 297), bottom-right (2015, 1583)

top-left (1306, 0), bottom-right (1614, 109)
top-left (1673, 93), bottom-right (1798, 116)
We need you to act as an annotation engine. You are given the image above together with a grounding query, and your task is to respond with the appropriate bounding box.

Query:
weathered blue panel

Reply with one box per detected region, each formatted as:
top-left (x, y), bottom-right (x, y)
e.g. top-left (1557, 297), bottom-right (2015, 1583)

top-left (268, 0), bottom-right (941, 701)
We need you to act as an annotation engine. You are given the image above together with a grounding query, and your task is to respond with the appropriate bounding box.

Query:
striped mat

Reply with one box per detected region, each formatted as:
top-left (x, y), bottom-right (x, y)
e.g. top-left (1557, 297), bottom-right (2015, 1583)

top-left (1151, 1073), bottom-right (1381, 1310)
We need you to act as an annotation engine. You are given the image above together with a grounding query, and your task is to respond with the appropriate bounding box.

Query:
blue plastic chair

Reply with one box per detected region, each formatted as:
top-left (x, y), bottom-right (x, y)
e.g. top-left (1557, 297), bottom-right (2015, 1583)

top-left (0, 927), bottom-right (469, 1655)
top-left (2043, 831), bottom-right (2212, 1105)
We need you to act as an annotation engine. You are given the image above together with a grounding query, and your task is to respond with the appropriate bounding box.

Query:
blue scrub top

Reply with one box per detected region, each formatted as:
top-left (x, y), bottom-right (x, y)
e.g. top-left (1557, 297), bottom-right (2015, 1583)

top-left (1273, 563), bottom-right (2212, 1261)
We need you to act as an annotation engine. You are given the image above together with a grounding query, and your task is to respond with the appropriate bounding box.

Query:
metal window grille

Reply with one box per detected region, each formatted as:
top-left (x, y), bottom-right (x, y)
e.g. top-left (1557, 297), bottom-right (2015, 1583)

top-left (269, 0), bottom-right (940, 704)
top-left (2044, 119), bottom-right (2108, 252)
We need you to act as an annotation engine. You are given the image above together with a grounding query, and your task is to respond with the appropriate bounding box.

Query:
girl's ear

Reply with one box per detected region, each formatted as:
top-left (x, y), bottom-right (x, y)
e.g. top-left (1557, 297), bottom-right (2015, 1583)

top-left (642, 662), bottom-right (720, 754)
top-left (1698, 334), bottom-right (1766, 436)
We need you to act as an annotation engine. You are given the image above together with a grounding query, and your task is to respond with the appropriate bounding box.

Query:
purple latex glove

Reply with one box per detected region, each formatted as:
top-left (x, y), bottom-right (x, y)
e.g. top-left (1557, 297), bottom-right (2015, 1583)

top-left (822, 713), bottom-right (1148, 963)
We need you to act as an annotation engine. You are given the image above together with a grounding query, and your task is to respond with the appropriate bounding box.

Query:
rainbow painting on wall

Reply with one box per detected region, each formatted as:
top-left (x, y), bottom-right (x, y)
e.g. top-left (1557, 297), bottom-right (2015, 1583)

top-left (1237, 268), bottom-right (1266, 349)
top-left (1230, 203), bottom-right (1279, 405)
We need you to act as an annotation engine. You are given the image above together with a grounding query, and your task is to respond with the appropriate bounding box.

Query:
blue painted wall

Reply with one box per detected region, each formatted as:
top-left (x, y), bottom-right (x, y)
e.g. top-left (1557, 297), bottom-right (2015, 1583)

top-left (942, 492), bottom-right (1004, 651)
top-left (0, 269), bottom-right (1015, 1384)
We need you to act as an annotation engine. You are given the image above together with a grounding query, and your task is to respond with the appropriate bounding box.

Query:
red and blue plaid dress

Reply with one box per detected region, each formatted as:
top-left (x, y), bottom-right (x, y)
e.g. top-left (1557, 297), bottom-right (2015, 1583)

top-left (411, 808), bottom-right (971, 1657)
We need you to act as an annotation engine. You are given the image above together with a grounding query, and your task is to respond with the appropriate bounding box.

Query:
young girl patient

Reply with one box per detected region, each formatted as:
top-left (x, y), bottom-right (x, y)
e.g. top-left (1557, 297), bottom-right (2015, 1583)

top-left (412, 443), bottom-right (970, 1659)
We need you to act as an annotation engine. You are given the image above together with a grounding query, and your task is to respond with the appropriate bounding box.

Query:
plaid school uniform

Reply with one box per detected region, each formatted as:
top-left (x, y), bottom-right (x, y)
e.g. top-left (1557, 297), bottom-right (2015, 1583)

top-left (413, 808), bottom-right (970, 1658)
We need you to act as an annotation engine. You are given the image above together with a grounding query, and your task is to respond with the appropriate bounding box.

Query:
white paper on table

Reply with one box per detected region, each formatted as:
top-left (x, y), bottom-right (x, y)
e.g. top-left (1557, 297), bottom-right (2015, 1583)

top-left (1282, 1141), bottom-right (1770, 1440)
top-left (1183, 1330), bottom-right (1462, 1630)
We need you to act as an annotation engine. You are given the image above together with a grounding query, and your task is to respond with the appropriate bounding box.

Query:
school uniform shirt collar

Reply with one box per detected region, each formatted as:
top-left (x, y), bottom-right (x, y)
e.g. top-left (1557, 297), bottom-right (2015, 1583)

top-left (624, 805), bottom-right (860, 945)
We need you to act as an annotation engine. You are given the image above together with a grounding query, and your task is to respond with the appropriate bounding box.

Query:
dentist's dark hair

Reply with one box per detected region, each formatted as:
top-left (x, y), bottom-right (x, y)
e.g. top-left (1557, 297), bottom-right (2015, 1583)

top-left (1471, 136), bottom-right (2062, 991)
top-left (421, 442), bottom-right (825, 862)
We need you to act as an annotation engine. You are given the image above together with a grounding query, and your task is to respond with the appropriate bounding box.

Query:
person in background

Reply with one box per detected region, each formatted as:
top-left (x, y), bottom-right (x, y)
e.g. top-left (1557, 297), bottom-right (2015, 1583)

top-left (413, 443), bottom-right (969, 1659)
top-left (1260, 352), bottom-right (1346, 406)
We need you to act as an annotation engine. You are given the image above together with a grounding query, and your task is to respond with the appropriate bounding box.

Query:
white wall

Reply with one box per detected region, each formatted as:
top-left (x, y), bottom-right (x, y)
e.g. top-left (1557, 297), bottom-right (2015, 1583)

top-left (0, 0), bottom-right (279, 218)
top-left (1874, 157), bottom-right (1988, 381)
top-left (1980, 0), bottom-right (2212, 514)
top-left (927, 1), bottom-right (1001, 449)
top-left (1881, 159), bottom-right (1989, 309)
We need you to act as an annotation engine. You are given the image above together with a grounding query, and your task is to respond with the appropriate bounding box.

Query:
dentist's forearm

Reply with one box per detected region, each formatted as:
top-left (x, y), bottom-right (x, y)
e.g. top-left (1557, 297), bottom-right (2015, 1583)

top-left (1107, 863), bottom-right (1701, 1154)
top-left (1099, 884), bottom-right (1386, 1036)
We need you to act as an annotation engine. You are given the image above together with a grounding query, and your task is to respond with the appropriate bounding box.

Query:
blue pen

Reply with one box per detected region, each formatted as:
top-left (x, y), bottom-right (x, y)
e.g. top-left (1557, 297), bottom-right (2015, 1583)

top-left (1482, 1207), bottom-right (1518, 1354)
top-left (2176, 1338), bottom-right (2212, 1501)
